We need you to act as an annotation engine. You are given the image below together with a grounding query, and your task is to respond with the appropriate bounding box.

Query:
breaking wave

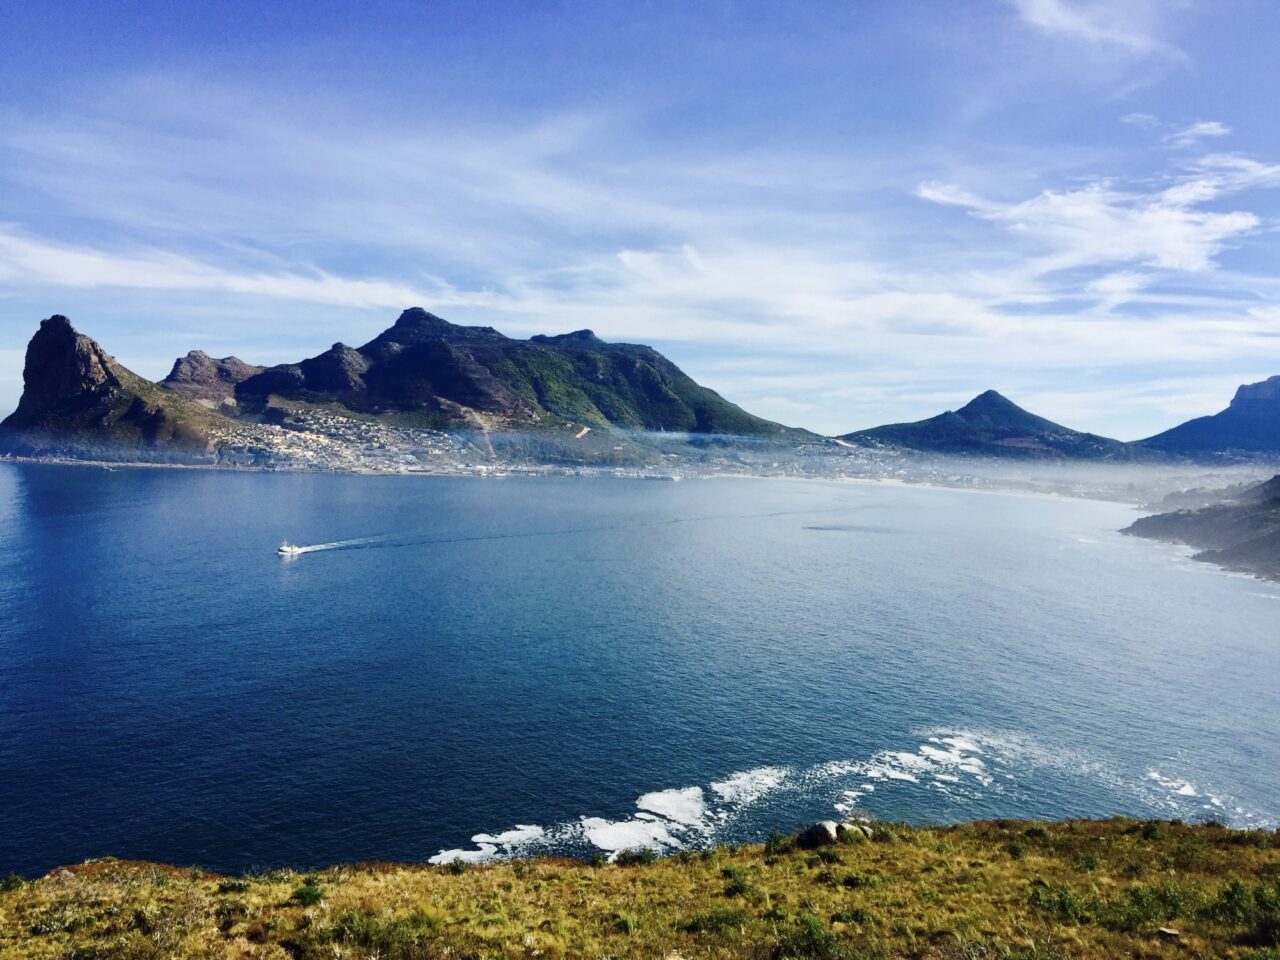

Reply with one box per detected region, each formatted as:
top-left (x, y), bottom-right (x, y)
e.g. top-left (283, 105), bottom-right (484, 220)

top-left (428, 729), bottom-right (1273, 865)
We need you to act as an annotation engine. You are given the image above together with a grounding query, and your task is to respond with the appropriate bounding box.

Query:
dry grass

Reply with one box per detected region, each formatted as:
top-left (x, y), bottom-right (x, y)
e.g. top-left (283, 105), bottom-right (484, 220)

top-left (2, 819), bottom-right (1279, 959)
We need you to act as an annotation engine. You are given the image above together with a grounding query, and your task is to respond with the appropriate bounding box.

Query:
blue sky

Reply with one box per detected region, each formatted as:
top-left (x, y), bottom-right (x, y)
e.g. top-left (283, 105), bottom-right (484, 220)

top-left (3, 0), bottom-right (1280, 438)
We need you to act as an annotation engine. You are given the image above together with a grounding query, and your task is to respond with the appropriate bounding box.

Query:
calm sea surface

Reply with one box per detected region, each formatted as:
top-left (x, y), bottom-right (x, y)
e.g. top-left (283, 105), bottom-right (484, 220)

top-left (1, 463), bottom-right (1276, 875)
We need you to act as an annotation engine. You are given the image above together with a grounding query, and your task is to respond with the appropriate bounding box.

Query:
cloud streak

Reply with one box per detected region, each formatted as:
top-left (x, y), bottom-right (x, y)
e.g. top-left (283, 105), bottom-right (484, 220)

top-left (1, 11), bottom-right (1279, 439)
top-left (1007, 0), bottom-right (1185, 58)
top-left (0, 229), bottom-right (434, 308)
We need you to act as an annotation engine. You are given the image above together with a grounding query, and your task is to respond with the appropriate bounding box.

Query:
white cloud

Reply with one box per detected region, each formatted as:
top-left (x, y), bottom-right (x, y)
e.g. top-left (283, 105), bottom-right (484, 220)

top-left (2, 71), bottom-right (1280, 438)
top-left (0, 228), bottom-right (433, 307)
top-left (1008, 0), bottom-right (1183, 57)
top-left (918, 174), bottom-right (1260, 274)
top-left (1164, 120), bottom-right (1231, 148)
top-left (1120, 112), bottom-right (1160, 128)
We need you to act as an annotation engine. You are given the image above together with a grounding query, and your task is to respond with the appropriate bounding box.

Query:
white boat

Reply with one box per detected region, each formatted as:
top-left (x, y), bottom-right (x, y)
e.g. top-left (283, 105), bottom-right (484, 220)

top-left (277, 541), bottom-right (304, 556)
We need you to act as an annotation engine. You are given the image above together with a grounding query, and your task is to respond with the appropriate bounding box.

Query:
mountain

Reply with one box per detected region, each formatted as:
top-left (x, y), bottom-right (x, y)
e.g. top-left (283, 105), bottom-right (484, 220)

top-left (1124, 474), bottom-right (1280, 580)
top-left (162, 351), bottom-right (263, 408)
top-left (841, 389), bottom-right (1130, 459)
top-left (1137, 375), bottom-right (1280, 460)
top-left (0, 316), bottom-right (230, 460)
top-left (234, 307), bottom-right (798, 436)
top-left (1, 310), bottom-right (802, 462)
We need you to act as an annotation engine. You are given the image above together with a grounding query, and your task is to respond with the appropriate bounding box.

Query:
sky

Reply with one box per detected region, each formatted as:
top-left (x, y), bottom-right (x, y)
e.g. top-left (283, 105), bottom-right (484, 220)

top-left (3, 0), bottom-right (1280, 439)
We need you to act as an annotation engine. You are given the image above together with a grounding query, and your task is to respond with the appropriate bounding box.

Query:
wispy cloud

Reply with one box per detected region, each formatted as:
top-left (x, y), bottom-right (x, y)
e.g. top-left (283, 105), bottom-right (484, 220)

top-left (0, 228), bottom-right (433, 308)
top-left (1120, 112), bottom-right (1161, 128)
top-left (1164, 119), bottom-right (1231, 148)
top-left (917, 151), bottom-right (1274, 276)
top-left (1, 33), bottom-right (1279, 439)
top-left (1007, 0), bottom-right (1184, 57)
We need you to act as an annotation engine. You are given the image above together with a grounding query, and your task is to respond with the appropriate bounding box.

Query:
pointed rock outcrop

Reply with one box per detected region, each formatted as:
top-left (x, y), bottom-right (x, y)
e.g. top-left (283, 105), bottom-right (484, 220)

top-left (1, 316), bottom-right (230, 460)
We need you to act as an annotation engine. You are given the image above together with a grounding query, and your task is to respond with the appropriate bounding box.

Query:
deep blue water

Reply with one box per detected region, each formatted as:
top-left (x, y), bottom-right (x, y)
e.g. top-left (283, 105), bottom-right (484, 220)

top-left (0, 463), bottom-right (1277, 876)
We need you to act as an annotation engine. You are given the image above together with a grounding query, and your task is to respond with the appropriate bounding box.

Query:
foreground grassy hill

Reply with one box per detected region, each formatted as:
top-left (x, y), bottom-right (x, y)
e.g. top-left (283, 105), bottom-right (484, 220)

top-left (3, 820), bottom-right (1279, 959)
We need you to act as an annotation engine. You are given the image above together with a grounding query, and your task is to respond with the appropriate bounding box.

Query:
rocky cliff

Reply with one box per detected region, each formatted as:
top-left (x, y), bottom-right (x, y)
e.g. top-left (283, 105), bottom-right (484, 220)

top-left (1138, 375), bottom-right (1280, 460)
top-left (0, 316), bottom-right (230, 460)
top-left (1124, 474), bottom-right (1280, 580)
top-left (162, 351), bottom-right (263, 407)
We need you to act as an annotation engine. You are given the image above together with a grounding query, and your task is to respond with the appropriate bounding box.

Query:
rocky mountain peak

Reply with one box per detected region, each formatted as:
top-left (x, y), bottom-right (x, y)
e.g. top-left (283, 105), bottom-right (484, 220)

top-left (531, 329), bottom-right (606, 348)
top-left (12, 314), bottom-right (121, 414)
top-left (1230, 375), bottom-right (1280, 408)
top-left (162, 350), bottom-right (263, 404)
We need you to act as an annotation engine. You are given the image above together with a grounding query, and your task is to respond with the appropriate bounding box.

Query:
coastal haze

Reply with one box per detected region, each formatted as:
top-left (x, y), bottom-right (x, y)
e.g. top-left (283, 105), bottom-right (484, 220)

top-left (1, 465), bottom-right (1276, 877)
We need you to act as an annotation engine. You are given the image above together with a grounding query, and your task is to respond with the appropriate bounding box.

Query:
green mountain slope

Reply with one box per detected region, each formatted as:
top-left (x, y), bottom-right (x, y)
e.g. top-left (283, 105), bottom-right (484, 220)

top-left (235, 308), bottom-right (801, 436)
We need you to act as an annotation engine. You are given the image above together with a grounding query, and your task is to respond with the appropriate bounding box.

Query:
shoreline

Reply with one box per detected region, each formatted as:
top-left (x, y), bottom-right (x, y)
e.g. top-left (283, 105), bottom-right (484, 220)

top-left (0, 453), bottom-right (1182, 506)
top-left (5, 818), bottom-right (1277, 959)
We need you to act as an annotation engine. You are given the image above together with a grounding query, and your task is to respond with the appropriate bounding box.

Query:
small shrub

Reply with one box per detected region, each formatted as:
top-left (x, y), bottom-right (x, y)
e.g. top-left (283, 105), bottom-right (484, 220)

top-left (1073, 852), bottom-right (1099, 872)
top-left (615, 847), bottom-right (659, 867)
top-left (30, 903), bottom-right (87, 936)
top-left (1211, 879), bottom-right (1256, 925)
top-left (765, 831), bottom-right (795, 856)
top-left (815, 848), bottom-right (842, 864)
top-left (446, 859), bottom-right (468, 875)
top-left (589, 852), bottom-right (608, 867)
top-left (610, 912), bottom-right (639, 934)
top-left (1028, 883), bottom-right (1092, 923)
top-left (684, 907), bottom-right (747, 934)
top-left (840, 871), bottom-right (877, 889)
top-left (1023, 826), bottom-right (1049, 841)
top-left (327, 909), bottom-right (443, 954)
top-left (722, 865), bottom-right (753, 897)
top-left (830, 908), bottom-right (872, 925)
top-left (215, 901), bottom-right (247, 932)
top-left (1006, 841), bottom-right (1025, 860)
top-left (1141, 822), bottom-right (1163, 841)
top-left (1252, 911), bottom-right (1280, 948)
top-left (775, 913), bottom-right (847, 960)
top-left (0, 873), bottom-right (24, 892)
top-left (291, 880), bottom-right (324, 906)
top-left (217, 878), bottom-right (251, 894)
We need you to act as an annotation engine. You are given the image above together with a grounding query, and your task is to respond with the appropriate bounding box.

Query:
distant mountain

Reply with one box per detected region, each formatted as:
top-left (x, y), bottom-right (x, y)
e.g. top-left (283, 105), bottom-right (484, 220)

top-left (1137, 375), bottom-right (1280, 461)
top-left (163, 351), bottom-right (263, 409)
top-left (841, 390), bottom-right (1131, 459)
top-left (1, 310), bottom-right (803, 462)
top-left (234, 307), bottom-right (800, 436)
top-left (1124, 474), bottom-right (1280, 581)
top-left (0, 316), bottom-right (230, 460)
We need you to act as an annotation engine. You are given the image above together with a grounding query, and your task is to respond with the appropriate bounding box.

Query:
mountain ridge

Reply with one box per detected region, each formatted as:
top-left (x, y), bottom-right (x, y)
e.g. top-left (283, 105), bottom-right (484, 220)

top-left (1137, 374), bottom-right (1280, 461)
top-left (0, 311), bottom-right (805, 461)
top-left (840, 389), bottom-right (1133, 460)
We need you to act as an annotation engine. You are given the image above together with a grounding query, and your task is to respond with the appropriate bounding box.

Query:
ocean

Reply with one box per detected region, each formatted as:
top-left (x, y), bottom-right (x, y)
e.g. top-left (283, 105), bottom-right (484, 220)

top-left (0, 463), bottom-right (1276, 876)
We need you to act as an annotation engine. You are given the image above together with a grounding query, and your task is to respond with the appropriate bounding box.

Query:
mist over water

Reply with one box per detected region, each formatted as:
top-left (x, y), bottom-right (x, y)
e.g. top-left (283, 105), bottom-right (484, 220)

top-left (0, 463), bottom-right (1276, 875)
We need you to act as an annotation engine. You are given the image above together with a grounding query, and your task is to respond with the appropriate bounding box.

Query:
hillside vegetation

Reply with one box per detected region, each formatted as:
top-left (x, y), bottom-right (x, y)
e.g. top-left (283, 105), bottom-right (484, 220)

top-left (3, 819), bottom-right (1279, 959)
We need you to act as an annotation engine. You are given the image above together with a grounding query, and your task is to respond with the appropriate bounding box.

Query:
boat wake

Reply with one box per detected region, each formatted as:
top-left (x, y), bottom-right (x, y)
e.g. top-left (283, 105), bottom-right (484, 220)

top-left (279, 535), bottom-right (393, 555)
